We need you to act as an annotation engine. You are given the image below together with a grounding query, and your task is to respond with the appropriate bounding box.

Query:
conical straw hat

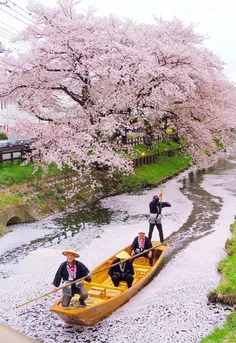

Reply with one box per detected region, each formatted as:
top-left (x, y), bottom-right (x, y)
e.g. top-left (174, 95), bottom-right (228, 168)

top-left (116, 251), bottom-right (130, 260)
top-left (62, 249), bottom-right (80, 258)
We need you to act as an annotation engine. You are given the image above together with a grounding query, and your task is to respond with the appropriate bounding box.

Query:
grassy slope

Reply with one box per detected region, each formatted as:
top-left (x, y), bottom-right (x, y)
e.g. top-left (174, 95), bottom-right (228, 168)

top-left (113, 153), bottom-right (192, 192)
top-left (135, 154), bottom-right (191, 183)
top-left (0, 192), bottom-right (24, 211)
top-left (130, 141), bottom-right (182, 158)
top-left (0, 162), bottom-right (70, 212)
top-left (200, 313), bottom-right (236, 343)
top-left (0, 161), bottom-right (68, 186)
top-left (217, 223), bottom-right (236, 294)
top-left (201, 223), bottom-right (236, 343)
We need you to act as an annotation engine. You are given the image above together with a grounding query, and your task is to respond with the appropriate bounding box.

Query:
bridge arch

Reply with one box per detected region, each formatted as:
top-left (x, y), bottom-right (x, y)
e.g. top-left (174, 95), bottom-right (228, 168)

top-left (6, 216), bottom-right (22, 225)
top-left (0, 205), bottom-right (38, 236)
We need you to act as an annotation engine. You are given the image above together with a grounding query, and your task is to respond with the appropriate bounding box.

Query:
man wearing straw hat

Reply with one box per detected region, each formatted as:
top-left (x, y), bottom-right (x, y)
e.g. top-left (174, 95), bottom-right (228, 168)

top-left (108, 251), bottom-right (134, 288)
top-left (52, 249), bottom-right (91, 308)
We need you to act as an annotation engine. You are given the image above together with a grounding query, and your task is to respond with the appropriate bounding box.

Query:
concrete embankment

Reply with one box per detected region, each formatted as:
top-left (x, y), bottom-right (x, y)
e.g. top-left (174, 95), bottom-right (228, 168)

top-left (0, 323), bottom-right (40, 342)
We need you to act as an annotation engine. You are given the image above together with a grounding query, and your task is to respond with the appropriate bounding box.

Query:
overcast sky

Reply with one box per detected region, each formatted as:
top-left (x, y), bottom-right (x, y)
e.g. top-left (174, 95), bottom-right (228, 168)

top-left (1, 0), bottom-right (236, 80)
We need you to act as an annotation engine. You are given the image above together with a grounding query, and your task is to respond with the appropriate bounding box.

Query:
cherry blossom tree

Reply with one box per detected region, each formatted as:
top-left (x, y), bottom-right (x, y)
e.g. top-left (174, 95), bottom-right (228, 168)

top-left (0, 0), bottom-right (236, 175)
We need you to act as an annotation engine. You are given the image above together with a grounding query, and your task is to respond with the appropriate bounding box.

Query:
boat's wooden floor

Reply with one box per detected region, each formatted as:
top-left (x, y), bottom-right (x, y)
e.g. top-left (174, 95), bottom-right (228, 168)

top-left (69, 257), bottom-right (152, 309)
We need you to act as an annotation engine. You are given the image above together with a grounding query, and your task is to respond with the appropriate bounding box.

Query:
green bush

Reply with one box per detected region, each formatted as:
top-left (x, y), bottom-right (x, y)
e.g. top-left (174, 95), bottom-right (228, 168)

top-left (216, 141), bottom-right (224, 149)
top-left (37, 194), bottom-right (44, 200)
top-left (45, 190), bottom-right (54, 196)
top-left (56, 186), bottom-right (64, 194)
top-left (205, 150), bottom-right (211, 157)
top-left (0, 133), bottom-right (7, 140)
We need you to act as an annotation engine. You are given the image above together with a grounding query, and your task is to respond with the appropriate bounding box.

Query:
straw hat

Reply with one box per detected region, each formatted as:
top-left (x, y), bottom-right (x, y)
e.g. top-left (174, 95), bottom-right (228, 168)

top-left (116, 251), bottom-right (130, 260)
top-left (62, 249), bottom-right (80, 258)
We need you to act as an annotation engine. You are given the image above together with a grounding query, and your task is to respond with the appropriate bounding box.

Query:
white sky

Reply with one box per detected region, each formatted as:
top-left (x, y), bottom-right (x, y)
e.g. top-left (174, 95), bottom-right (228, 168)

top-left (0, 0), bottom-right (236, 80)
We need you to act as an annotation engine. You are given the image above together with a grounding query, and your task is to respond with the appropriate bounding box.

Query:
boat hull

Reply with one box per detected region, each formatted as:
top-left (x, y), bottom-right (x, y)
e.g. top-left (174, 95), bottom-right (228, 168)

top-left (51, 241), bottom-right (165, 326)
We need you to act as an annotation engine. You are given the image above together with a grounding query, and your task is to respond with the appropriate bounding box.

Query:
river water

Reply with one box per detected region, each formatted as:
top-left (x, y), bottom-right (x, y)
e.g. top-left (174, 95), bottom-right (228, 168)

top-left (1, 150), bottom-right (236, 343)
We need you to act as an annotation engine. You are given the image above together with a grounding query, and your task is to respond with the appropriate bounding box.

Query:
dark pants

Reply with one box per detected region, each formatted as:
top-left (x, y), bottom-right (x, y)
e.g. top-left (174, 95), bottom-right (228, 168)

top-left (61, 284), bottom-right (88, 307)
top-left (148, 222), bottom-right (164, 243)
top-left (111, 273), bottom-right (134, 288)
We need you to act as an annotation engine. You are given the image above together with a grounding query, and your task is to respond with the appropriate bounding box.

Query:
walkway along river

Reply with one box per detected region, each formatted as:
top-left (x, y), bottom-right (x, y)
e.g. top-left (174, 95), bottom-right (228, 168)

top-left (0, 149), bottom-right (236, 343)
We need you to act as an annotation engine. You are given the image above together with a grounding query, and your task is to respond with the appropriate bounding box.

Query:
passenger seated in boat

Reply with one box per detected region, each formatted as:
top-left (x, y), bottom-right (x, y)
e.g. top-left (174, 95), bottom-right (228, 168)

top-left (131, 232), bottom-right (153, 266)
top-left (108, 251), bottom-right (134, 288)
top-left (52, 249), bottom-right (91, 308)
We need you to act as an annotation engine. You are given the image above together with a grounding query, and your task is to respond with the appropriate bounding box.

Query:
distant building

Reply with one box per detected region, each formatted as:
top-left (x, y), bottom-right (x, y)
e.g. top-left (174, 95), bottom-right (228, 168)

top-left (0, 102), bottom-right (40, 141)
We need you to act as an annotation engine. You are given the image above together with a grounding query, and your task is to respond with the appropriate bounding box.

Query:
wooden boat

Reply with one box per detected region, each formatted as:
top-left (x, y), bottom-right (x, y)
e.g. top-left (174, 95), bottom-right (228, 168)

top-left (50, 241), bottom-right (166, 326)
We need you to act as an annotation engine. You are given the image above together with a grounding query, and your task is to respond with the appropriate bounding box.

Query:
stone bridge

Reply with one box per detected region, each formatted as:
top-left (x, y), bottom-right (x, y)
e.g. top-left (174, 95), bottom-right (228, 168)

top-left (0, 205), bottom-right (39, 235)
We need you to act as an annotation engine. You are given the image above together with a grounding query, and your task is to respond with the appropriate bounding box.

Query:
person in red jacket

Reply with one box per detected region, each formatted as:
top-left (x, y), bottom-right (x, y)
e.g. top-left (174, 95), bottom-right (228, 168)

top-left (52, 249), bottom-right (91, 308)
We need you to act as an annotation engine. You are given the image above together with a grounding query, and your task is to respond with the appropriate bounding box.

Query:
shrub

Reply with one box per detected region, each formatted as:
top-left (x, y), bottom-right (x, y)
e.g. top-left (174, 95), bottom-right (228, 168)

top-left (0, 133), bottom-right (7, 140)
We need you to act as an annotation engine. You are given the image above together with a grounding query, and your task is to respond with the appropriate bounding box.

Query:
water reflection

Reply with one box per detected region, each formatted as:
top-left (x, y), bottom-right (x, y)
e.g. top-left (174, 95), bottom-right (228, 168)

top-left (0, 202), bottom-right (127, 265)
top-left (164, 158), bottom-right (236, 265)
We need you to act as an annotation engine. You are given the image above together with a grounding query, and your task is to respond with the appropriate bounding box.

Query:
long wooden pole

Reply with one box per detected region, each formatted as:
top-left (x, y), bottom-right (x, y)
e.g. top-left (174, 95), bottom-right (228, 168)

top-left (159, 182), bottom-right (163, 215)
top-left (16, 241), bottom-right (167, 309)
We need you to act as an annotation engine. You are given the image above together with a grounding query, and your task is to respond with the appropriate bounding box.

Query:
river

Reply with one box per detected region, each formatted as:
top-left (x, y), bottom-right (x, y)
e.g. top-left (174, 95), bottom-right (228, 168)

top-left (0, 149), bottom-right (236, 343)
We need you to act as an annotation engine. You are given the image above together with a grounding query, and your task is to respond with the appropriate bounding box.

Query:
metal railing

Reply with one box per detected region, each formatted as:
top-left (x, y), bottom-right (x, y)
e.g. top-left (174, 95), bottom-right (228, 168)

top-left (132, 147), bottom-right (182, 168)
top-left (0, 145), bottom-right (30, 163)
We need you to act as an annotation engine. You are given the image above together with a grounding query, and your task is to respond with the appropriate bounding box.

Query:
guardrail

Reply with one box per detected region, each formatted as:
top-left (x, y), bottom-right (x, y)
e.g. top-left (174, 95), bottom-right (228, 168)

top-left (133, 146), bottom-right (182, 168)
top-left (116, 136), bottom-right (163, 146)
top-left (0, 145), bottom-right (30, 163)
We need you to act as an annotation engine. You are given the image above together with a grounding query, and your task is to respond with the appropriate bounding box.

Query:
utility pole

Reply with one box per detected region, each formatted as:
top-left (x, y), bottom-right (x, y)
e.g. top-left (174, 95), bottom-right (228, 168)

top-left (0, 42), bottom-right (4, 53)
top-left (0, 1), bottom-right (7, 53)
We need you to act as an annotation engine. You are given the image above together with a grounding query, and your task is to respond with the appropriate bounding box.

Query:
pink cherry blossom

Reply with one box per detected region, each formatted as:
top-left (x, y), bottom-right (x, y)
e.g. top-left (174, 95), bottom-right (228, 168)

top-left (0, 0), bottom-right (235, 176)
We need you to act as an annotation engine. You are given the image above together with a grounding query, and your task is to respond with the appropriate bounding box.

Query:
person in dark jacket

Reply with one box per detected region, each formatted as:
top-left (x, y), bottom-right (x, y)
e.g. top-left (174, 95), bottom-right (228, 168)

top-left (108, 251), bottom-right (134, 288)
top-left (148, 194), bottom-right (171, 243)
top-left (52, 249), bottom-right (91, 307)
top-left (131, 231), bottom-right (153, 266)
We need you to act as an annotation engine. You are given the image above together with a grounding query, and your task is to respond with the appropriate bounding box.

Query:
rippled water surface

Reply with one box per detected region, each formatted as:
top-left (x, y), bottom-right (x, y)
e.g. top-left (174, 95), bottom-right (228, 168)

top-left (1, 150), bottom-right (236, 343)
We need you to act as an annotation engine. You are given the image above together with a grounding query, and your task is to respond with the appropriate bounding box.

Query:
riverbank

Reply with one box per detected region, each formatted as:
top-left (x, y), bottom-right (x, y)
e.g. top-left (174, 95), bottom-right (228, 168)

top-left (201, 221), bottom-right (236, 343)
top-left (0, 147), bottom-right (192, 236)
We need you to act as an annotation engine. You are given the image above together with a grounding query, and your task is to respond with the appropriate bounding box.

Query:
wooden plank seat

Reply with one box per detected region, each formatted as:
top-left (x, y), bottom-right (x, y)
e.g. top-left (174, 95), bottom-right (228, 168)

top-left (135, 267), bottom-right (149, 278)
top-left (133, 257), bottom-right (148, 265)
top-left (88, 286), bottom-right (106, 299)
top-left (106, 289), bottom-right (121, 298)
top-left (119, 281), bottom-right (128, 288)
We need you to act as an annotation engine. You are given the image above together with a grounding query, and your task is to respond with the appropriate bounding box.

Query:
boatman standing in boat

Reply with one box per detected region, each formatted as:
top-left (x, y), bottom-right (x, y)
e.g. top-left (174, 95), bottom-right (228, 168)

top-left (131, 231), bottom-right (153, 266)
top-left (148, 194), bottom-right (171, 243)
top-left (109, 251), bottom-right (134, 288)
top-left (52, 249), bottom-right (91, 308)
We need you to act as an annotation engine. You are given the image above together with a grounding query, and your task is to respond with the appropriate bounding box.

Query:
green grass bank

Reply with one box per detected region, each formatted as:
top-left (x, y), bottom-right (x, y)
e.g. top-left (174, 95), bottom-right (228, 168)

top-left (0, 161), bottom-right (70, 186)
top-left (201, 222), bottom-right (236, 343)
top-left (106, 152), bottom-right (191, 193)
